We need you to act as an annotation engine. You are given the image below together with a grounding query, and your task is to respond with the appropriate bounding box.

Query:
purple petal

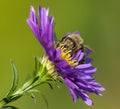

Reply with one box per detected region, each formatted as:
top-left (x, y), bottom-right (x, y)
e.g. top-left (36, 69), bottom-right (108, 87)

top-left (27, 6), bottom-right (59, 60)
top-left (27, 6), bottom-right (40, 40)
top-left (78, 52), bottom-right (84, 62)
top-left (84, 68), bottom-right (97, 74)
top-left (84, 98), bottom-right (93, 106)
top-left (27, 19), bottom-right (40, 40)
top-left (30, 6), bottom-right (38, 24)
top-left (64, 78), bottom-right (79, 89)
top-left (85, 58), bottom-right (93, 63)
top-left (86, 49), bottom-right (91, 56)
top-left (40, 8), bottom-right (49, 34)
top-left (72, 50), bottom-right (82, 60)
top-left (69, 88), bottom-right (77, 102)
top-left (75, 63), bottom-right (92, 69)
top-left (73, 31), bottom-right (80, 35)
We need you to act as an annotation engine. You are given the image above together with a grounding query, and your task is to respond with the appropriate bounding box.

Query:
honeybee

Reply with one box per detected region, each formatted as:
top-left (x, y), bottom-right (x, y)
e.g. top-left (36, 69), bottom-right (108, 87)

top-left (58, 33), bottom-right (93, 64)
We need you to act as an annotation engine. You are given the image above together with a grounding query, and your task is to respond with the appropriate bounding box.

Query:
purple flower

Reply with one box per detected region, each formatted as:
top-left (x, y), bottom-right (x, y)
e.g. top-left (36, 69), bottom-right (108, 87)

top-left (27, 6), bottom-right (105, 106)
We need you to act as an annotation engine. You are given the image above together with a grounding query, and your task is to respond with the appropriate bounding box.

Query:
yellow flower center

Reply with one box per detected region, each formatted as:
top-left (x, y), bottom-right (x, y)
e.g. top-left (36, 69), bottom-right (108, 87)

top-left (59, 46), bottom-right (78, 66)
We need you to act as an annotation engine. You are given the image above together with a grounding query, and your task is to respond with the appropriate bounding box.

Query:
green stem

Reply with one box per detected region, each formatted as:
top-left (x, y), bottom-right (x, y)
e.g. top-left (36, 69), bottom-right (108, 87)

top-left (0, 57), bottom-right (55, 108)
top-left (0, 78), bottom-right (48, 108)
top-left (0, 99), bottom-right (6, 108)
top-left (0, 93), bottom-right (22, 109)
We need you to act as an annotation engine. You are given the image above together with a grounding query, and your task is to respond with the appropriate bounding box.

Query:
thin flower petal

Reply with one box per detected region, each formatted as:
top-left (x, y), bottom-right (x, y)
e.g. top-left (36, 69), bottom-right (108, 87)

top-left (69, 88), bottom-right (77, 102)
top-left (84, 98), bottom-right (93, 106)
top-left (75, 63), bottom-right (92, 69)
top-left (84, 68), bottom-right (97, 73)
top-left (78, 52), bottom-right (84, 62)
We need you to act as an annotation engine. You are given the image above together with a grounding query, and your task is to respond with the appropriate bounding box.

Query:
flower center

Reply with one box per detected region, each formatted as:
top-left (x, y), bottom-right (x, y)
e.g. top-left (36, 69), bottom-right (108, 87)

top-left (59, 45), bottom-right (78, 66)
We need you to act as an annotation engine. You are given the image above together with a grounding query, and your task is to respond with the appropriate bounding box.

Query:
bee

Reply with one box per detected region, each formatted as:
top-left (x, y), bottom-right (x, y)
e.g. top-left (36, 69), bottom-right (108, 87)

top-left (58, 33), bottom-right (93, 64)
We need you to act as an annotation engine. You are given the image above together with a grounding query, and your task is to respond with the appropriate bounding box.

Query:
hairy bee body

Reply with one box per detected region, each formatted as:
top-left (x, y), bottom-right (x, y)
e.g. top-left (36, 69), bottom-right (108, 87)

top-left (59, 34), bottom-right (85, 53)
top-left (58, 33), bottom-right (92, 64)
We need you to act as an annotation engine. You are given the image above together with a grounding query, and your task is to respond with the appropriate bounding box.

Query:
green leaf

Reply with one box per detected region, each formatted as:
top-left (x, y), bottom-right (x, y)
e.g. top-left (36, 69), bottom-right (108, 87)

top-left (7, 61), bottom-right (19, 97)
top-left (34, 57), bottom-right (40, 71)
top-left (2, 106), bottom-right (18, 109)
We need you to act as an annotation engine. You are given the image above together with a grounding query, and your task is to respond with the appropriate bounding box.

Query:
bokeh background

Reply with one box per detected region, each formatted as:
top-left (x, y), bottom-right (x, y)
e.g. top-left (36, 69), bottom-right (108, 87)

top-left (0, 0), bottom-right (119, 109)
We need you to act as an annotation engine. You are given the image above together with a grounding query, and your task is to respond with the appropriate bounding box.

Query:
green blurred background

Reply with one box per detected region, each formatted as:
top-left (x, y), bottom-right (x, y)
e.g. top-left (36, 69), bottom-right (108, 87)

top-left (0, 0), bottom-right (119, 109)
